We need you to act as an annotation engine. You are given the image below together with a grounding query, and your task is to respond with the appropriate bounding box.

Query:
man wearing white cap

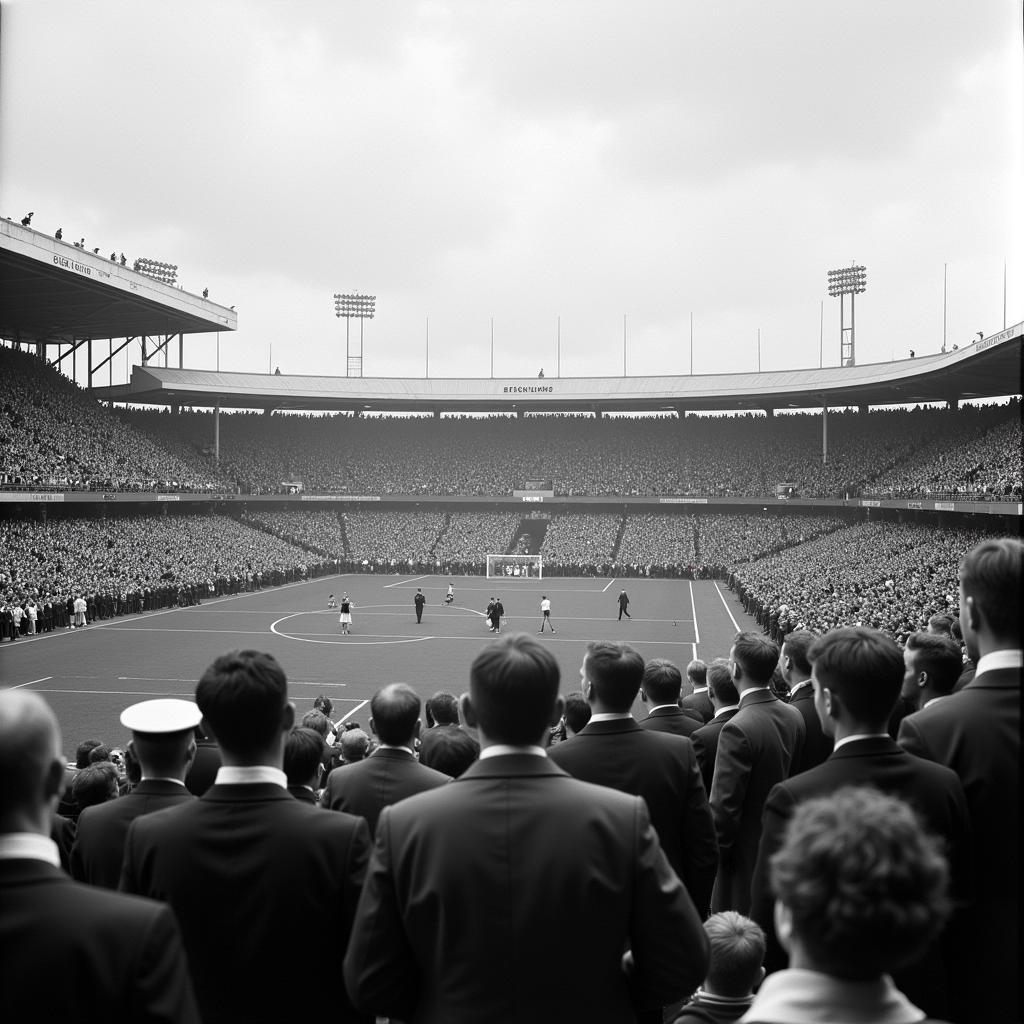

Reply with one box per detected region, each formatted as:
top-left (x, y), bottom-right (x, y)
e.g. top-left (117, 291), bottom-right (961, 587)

top-left (71, 698), bottom-right (199, 889)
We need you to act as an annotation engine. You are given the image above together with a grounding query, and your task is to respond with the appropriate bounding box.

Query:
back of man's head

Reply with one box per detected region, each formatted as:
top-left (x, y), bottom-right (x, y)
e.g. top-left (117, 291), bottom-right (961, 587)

top-left (707, 658), bottom-right (739, 707)
top-left (469, 633), bottom-right (561, 745)
top-left (425, 691), bottom-right (459, 727)
top-left (312, 694), bottom-right (334, 719)
top-left (370, 683), bottom-right (421, 746)
top-left (196, 650), bottom-right (289, 758)
top-left (301, 709), bottom-right (330, 738)
top-left (770, 786), bottom-right (949, 979)
top-left (584, 640), bottom-right (645, 712)
top-left (960, 536), bottom-right (1022, 647)
top-left (418, 728), bottom-right (479, 778)
top-left (642, 658), bottom-right (683, 706)
top-left (341, 728), bottom-right (370, 763)
top-left (563, 691), bottom-right (592, 736)
top-left (809, 627), bottom-right (903, 727)
top-left (0, 690), bottom-right (63, 830)
top-left (686, 659), bottom-right (707, 688)
top-left (731, 632), bottom-right (780, 689)
top-left (926, 613), bottom-right (955, 637)
top-left (283, 727), bottom-right (325, 787)
top-left (905, 632), bottom-right (963, 699)
top-left (88, 744), bottom-right (112, 764)
top-left (131, 731), bottom-right (195, 779)
top-left (72, 762), bottom-right (119, 810)
top-left (781, 630), bottom-right (816, 681)
top-left (75, 738), bottom-right (103, 769)
top-left (703, 911), bottom-right (766, 998)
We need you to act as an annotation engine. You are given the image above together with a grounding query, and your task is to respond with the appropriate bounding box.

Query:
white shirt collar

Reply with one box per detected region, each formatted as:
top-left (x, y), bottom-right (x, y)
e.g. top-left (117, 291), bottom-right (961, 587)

top-left (479, 744), bottom-right (547, 759)
top-left (214, 765), bottom-right (287, 788)
top-left (139, 776), bottom-right (188, 786)
top-left (923, 696), bottom-right (949, 710)
top-left (833, 732), bottom-right (888, 751)
top-left (690, 686), bottom-right (708, 694)
top-left (374, 743), bottom-right (415, 756)
top-left (789, 679), bottom-right (813, 697)
top-left (713, 704), bottom-right (740, 719)
top-left (647, 703), bottom-right (681, 714)
top-left (738, 686), bottom-right (770, 705)
top-left (0, 833), bottom-right (61, 868)
top-left (976, 650), bottom-right (1023, 675)
top-left (587, 711), bottom-right (634, 723)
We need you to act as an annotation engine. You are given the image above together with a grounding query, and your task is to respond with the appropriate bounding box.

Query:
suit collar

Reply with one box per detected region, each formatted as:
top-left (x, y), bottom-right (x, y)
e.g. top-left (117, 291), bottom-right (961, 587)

top-left (371, 747), bottom-right (416, 761)
top-left (738, 688), bottom-right (775, 707)
top-left (458, 753), bottom-right (570, 780)
top-left (647, 706), bottom-right (685, 718)
top-left (201, 782), bottom-right (295, 803)
top-left (965, 666), bottom-right (1021, 689)
top-left (829, 735), bottom-right (901, 758)
top-left (0, 858), bottom-right (66, 886)
top-left (131, 779), bottom-right (190, 795)
top-left (578, 717), bottom-right (641, 735)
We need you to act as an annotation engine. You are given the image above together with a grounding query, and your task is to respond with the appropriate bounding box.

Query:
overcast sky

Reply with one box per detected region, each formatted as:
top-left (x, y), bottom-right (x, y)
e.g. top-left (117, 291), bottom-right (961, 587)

top-left (2, 0), bottom-right (1021, 384)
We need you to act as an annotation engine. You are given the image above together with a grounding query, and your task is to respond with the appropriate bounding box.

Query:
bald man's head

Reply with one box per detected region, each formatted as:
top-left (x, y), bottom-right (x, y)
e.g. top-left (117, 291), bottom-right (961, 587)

top-left (0, 690), bottom-right (65, 832)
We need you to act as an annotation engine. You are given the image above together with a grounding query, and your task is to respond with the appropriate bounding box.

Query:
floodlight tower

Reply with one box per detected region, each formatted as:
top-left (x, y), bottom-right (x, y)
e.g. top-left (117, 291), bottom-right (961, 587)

top-left (827, 265), bottom-right (866, 367)
top-left (333, 292), bottom-right (376, 377)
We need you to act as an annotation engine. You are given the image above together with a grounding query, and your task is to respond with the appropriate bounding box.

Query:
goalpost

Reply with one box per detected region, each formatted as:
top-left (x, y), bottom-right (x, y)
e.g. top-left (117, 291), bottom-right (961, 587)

top-left (486, 554), bottom-right (543, 579)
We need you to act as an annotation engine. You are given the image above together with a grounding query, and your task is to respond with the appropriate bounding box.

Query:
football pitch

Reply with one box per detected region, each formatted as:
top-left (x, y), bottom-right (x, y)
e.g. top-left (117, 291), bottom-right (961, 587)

top-left (0, 574), bottom-right (758, 759)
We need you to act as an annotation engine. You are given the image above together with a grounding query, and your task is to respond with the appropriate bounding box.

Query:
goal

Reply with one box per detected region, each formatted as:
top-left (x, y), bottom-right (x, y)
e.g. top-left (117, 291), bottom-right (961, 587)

top-left (486, 554), bottom-right (543, 579)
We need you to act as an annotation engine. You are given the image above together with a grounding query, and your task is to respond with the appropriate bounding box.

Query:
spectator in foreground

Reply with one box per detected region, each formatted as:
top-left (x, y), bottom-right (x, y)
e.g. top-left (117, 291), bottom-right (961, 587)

top-left (672, 912), bottom-right (765, 1024)
top-left (901, 632), bottom-right (963, 712)
top-left (0, 689), bottom-right (199, 1021)
top-left (743, 787), bottom-right (949, 1023)
top-left (284, 726), bottom-right (326, 803)
top-left (344, 633), bottom-right (709, 1022)
top-left (121, 649), bottom-right (371, 1024)
top-left (639, 657), bottom-right (701, 736)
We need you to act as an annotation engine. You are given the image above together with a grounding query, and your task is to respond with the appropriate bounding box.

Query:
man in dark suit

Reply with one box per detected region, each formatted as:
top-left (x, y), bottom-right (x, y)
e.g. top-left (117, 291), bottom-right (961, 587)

top-left (343, 633), bottom-right (709, 1023)
top-left (900, 631), bottom-right (962, 712)
top-left (121, 650), bottom-right (372, 1024)
top-left (639, 657), bottom-right (700, 737)
top-left (0, 689), bottom-right (199, 1022)
top-left (780, 629), bottom-right (832, 773)
top-left (414, 588), bottom-right (426, 623)
top-left (680, 658), bottom-right (713, 723)
top-left (549, 640), bottom-right (717, 918)
top-left (321, 683), bottom-right (449, 833)
top-left (184, 721), bottom-right (220, 795)
top-left (898, 536), bottom-right (1022, 1024)
top-left (690, 658), bottom-right (740, 795)
top-left (71, 698), bottom-right (199, 888)
top-left (750, 626), bottom-right (973, 1020)
top-left (709, 631), bottom-right (804, 914)
top-left (283, 726), bottom-right (325, 803)
top-left (419, 690), bottom-right (480, 770)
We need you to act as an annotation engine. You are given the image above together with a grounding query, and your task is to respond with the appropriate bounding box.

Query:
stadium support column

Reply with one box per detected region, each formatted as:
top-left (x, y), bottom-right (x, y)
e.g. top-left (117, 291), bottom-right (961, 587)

top-left (214, 402), bottom-right (220, 465)
top-left (821, 399), bottom-right (828, 465)
top-left (87, 338), bottom-right (93, 389)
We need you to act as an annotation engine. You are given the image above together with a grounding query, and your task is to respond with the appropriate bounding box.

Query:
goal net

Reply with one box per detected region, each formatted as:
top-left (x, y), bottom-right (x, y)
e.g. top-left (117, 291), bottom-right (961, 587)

top-left (486, 554), bottom-right (543, 579)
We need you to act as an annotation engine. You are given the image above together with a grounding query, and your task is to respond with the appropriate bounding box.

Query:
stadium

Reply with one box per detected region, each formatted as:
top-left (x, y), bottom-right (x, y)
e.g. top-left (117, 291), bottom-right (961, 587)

top-left (1, 4), bottom-right (1022, 1018)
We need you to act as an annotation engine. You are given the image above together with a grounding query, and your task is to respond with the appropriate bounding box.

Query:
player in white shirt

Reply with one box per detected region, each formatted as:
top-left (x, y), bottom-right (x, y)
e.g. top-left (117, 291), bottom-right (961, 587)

top-left (538, 596), bottom-right (555, 634)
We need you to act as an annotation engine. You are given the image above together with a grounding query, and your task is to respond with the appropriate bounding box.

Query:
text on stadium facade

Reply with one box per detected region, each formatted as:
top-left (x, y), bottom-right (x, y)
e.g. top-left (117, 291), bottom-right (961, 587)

top-left (503, 386), bottom-right (554, 394)
top-left (53, 254), bottom-right (92, 276)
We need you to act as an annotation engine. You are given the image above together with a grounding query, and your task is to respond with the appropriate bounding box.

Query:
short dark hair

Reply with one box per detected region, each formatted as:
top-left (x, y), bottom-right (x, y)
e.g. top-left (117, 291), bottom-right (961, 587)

top-left (425, 691), bottom-right (459, 727)
top-left (72, 762), bottom-right (119, 810)
top-left (195, 650), bottom-right (289, 756)
top-left (340, 728), bottom-right (369, 762)
top-left (782, 630), bottom-right (816, 677)
top-left (563, 691), bottom-right (592, 734)
top-left (88, 744), bottom-right (112, 764)
top-left (75, 738), bottom-right (103, 769)
top-left (418, 728), bottom-right (478, 778)
top-left (703, 911), bottom-right (766, 997)
top-left (370, 684), bottom-right (421, 746)
top-left (905, 632), bottom-right (963, 697)
top-left (283, 727), bottom-right (325, 786)
top-left (926, 613), bottom-right (955, 637)
top-left (960, 537), bottom-right (1022, 641)
top-left (770, 786), bottom-right (950, 979)
top-left (808, 627), bottom-right (903, 724)
top-left (584, 641), bottom-right (645, 712)
top-left (642, 658), bottom-right (683, 705)
top-left (686, 659), bottom-right (707, 686)
top-left (301, 710), bottom-right (330, 738)
top-left (312, 694), bottom-right (334, 718)
top-left (470, 633), bottom-right (560, 745)
top-left (731, 631), bottom-right (780, 686)
top-left (707, 658), bottom-right (739, 706)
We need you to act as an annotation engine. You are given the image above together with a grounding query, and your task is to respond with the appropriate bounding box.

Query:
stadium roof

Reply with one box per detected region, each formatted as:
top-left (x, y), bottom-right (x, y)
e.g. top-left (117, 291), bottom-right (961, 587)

top-left (0, 219), bottom-right (236, 343)
top-left (92, 322), bottom-right (1022, 414)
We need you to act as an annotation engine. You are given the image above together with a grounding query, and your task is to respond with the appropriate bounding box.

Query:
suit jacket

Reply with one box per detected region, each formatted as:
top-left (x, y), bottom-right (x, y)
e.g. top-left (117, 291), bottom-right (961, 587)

top-left (343, 753), bottom-right (709, 1023)
top-left (184, 738), bottom-right (221, 796)
top-left (320, 748), bottom-right (450, 834)
top-left (749, 736), bottom-right (973, 1020)
top-left (287, 784), bottom-right (318, 804)
top-left (786, 683), bottom-right (833, 774)
top-left (122, 782), bottom-right (371, 1024)
top-left (690, 708), bottom-right (738, 795)
top-left (70, 779), bottom-right (194, 888)
top-left (50, 811), bottom-right (75, 873)
top-left (640, 705), bottom-right (701, 738)
top-left (898, 666), bottom-right (1020, 1024)
top-left (548, 718), bottom-right (717, 917)
top-left (0, 858), bottom-right (199, 1022)
top-left (708, 689), bottom-right (805, 914)
top-left (680, 689), bottom-right (714, 725)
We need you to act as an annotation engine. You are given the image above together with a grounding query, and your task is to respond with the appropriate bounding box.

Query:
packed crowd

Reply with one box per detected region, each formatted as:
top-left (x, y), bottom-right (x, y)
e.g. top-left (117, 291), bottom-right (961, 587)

top-left (0, 512), bottom-right (336, 639)
top-left (728, 521), bottom-right (991, 642)
top-left (539, 513), bottom-right (623, 575)
top-left (7, 534), bottom-right (1017, 1023)
top-left (0, 347), bottom-right (232, 492)
top-left (116, 400), bottom-right (1022, 500)
top-left (342, 510), bottom-right (447, 569)
top-left (240, 509), bottom-right (348, 559)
